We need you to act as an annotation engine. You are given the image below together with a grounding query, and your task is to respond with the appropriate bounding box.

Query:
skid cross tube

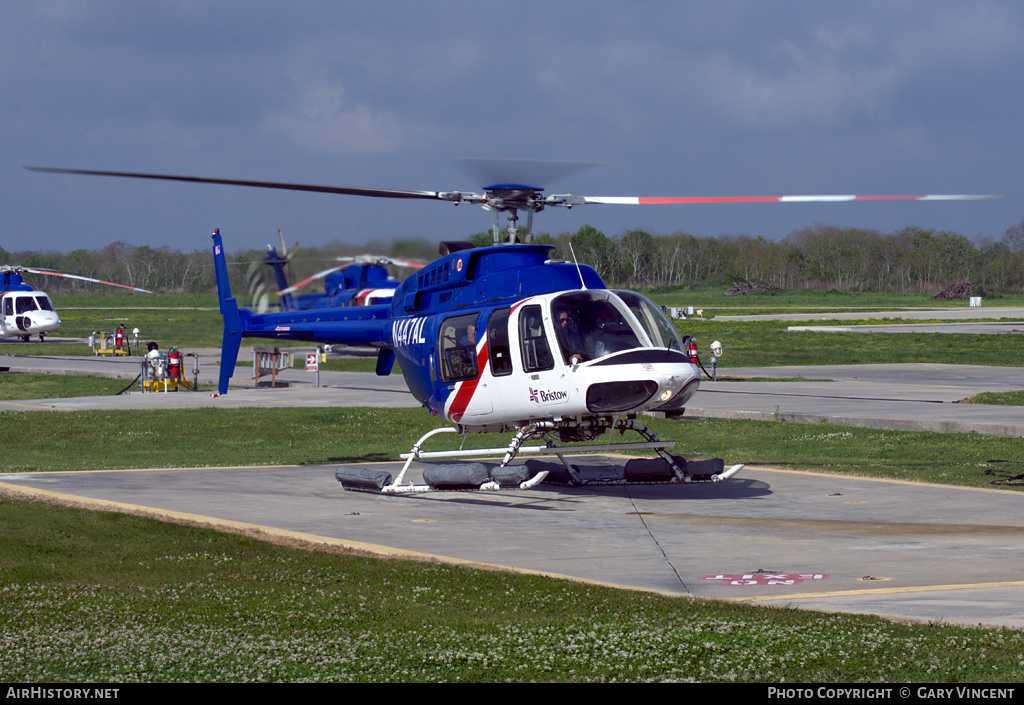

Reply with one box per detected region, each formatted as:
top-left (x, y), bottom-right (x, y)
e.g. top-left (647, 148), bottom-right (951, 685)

top-left (379, 418), bottom-right (706, 494)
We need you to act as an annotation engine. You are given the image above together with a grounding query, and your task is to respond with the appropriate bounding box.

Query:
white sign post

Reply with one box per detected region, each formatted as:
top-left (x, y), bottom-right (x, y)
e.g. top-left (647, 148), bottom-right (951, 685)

top-left (306, 352), bottom-right (320, 388)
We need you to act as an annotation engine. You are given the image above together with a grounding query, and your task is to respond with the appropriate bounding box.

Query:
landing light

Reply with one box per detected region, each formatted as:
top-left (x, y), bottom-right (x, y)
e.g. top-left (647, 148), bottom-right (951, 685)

top-left (660, 390), bottom-right (673, 401)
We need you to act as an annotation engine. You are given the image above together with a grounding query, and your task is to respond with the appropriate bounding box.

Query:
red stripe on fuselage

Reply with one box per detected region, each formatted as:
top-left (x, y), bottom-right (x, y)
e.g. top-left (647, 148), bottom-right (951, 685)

top-left (447, 340), bottom-right (489, 423)
top-left (446, 298), bottom-right (536, 423)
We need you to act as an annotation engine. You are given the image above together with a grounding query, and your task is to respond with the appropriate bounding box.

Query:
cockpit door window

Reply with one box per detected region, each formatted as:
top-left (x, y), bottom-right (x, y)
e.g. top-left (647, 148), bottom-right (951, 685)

top-left (487, 307), bottom-right (513, 376)
top-left (519, 305), bottom-right (554, 372)
top-left (439, 313), bottom-right (479, 382)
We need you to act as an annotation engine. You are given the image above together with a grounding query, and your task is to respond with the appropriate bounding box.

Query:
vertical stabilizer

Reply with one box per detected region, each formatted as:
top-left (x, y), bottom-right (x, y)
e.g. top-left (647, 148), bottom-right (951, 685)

top-left (263, 248), bottom-right (295, 310)
top-left (212, 229), bottom-right (243, 394)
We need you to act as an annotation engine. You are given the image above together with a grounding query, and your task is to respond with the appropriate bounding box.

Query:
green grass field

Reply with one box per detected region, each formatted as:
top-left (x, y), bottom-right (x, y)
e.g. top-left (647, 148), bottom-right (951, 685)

top-left (2, 493), bottom-right (1021, 683)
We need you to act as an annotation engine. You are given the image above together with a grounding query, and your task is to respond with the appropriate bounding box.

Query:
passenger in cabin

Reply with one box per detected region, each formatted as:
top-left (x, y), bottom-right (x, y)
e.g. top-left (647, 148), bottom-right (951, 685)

top-left (444, 322), bottom-right (478, 380)
top-left (553, 304), bottom-right (587, 365)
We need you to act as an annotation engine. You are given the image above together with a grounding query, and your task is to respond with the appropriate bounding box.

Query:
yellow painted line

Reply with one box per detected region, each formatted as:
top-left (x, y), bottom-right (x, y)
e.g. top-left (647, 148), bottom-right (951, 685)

top-left (0, 400), bottom-right (73, 411)
top-left (727, 580), bottom-right (1024, 602)
top-left (0, 464), bottom-right (303, 475)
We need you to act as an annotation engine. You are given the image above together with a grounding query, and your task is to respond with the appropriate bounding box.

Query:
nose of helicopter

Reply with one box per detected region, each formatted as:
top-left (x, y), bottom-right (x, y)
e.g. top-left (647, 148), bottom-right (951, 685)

top-left (26, 311), bottom-right (61, 333)
top-left (581, 348), bottom-right (700, 414)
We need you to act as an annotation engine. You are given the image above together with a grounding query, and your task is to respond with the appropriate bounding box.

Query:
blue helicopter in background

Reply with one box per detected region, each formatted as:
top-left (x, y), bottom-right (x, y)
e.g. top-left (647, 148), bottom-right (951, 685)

top-left (259, 230), bottom-right (425, 312)
top-left (27, 164), bottom-right (998, 494)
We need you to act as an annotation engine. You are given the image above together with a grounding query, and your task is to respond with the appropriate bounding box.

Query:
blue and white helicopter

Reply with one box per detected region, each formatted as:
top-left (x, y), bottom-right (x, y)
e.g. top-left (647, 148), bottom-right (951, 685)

top-left (27, 165), bottom-right (998, 493)
top-left (261, 236), bottom-right (425, 312)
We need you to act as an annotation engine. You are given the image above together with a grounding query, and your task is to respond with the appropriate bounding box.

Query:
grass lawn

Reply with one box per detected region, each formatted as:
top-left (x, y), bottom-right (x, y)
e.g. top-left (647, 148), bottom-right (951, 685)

top-left (0, 373), bottom-right (135, 400)
top-left (963, 390), bottom-right (1024, 406)
top-left (2, 490), bottom-right (1022, 683)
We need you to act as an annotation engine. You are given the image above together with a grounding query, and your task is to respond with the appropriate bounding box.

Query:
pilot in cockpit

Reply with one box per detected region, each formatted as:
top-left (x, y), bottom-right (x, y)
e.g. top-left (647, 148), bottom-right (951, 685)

top-left (554, 304), bottom-right (586, 365)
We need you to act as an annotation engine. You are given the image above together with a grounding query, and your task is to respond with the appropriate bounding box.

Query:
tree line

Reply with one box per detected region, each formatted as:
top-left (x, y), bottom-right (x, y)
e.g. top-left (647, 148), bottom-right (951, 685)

top-left (5, 219), bottom-right (1024, 296)
top-left (511, 220), bottom-right (1024, 293)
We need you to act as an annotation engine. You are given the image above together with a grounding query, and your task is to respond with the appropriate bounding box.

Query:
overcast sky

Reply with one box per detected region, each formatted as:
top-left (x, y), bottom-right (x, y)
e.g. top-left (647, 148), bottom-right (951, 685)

top-left (4, 1), bottom-right (1021, 255)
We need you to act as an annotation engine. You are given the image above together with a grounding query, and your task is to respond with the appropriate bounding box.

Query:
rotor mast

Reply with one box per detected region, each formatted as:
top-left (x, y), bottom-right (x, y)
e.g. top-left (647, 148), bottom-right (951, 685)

top-left (482, 185), bottom-right (547, 245)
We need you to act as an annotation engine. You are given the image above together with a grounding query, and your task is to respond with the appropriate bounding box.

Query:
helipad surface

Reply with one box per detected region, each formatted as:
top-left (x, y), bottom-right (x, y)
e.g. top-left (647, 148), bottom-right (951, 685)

top-left (4, 461), bottom-right (1023, 628)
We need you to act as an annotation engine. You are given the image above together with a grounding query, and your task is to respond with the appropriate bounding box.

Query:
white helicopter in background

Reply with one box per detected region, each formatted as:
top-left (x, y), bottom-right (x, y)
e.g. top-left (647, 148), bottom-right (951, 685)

top-left (1, 265), bottom-right (151, 342)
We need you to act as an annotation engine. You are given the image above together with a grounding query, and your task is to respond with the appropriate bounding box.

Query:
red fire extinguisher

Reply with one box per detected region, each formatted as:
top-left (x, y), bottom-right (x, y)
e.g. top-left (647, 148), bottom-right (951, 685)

top-left (168, 347), bottom-right (181, 378)
top-left (686, 339), bottom-right (700, 363)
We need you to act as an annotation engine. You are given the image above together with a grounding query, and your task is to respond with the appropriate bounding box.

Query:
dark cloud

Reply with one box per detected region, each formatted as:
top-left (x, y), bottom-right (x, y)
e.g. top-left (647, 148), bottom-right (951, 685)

top-left (4, 1), bottom-right (1020, 252)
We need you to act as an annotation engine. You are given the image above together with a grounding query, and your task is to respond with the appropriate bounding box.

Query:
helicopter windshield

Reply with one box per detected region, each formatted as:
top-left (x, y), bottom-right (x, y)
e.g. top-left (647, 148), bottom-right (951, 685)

top-left (15, 296), bottom-right (38, 314)
top-left (612, 290), bottom-right (684, 351)
top-left (35, 296), bottom-right (54, 312)
top-left (551, 291), bottom-right (646, 364)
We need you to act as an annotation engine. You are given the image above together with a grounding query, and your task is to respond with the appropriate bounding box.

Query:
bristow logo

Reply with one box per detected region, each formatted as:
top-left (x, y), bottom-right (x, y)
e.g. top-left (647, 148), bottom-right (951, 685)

top-left (529, 387), bottom-right (568, 404)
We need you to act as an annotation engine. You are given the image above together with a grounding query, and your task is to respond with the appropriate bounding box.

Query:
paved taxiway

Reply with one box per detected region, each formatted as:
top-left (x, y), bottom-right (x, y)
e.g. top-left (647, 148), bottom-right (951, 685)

top-left (692, 364), bottom-right (1024, 436)
top-left (4, 461), bottom-right (1024, 628)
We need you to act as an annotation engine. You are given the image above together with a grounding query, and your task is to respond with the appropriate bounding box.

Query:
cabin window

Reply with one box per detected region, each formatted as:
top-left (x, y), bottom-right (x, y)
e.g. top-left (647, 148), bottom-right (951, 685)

top-left (519, 305), bottom-right (554, 372)
top-left (15, 297), bottom-right (38, 314)
top-left (487, 307), bottom-right (513, 377)
top-left (2, 298), bottom-right (12, 316)
top-left (438, 312), bottom-right (479, 382)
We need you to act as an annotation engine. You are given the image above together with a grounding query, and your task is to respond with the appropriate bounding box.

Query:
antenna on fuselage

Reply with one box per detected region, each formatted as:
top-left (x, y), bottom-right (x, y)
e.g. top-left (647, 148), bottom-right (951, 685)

top-left (568, 242), bottom-right (586, 291)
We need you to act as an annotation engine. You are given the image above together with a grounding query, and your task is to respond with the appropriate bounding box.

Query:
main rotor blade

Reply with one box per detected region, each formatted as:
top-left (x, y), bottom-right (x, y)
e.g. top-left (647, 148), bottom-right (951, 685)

top-left (24, 268), bottom-right (153, 293)
top-left (27, 166), bottom-right (999, 211)
top-left (278, 266), bottom-right (345, 295)
top-left (388, 257), bottom-right (427, 270)
top-left (25, 166), bottom-right (447, 201)
top-left (579, 194), bottom-right (1001, 205)
top-left (278, 255), bottom-right (425, 295)
top-left (336, 255), bottom-right (427, 269)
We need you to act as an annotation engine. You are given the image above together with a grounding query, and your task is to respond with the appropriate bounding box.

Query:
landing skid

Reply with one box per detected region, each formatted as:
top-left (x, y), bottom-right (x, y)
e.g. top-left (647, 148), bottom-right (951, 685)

top-left (336, 418), bottom-right (743, 494)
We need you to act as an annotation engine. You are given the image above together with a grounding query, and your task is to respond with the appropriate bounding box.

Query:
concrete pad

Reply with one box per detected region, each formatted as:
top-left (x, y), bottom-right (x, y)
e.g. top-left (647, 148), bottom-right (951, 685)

top-left (4, 463), bottom-right (1023, 628)
top-left (687, 364), bottom-right (1024, 436)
